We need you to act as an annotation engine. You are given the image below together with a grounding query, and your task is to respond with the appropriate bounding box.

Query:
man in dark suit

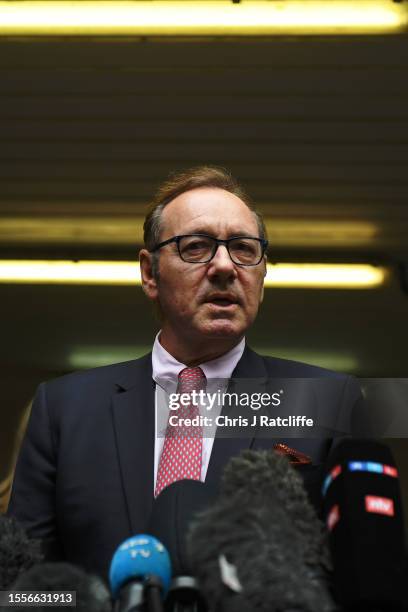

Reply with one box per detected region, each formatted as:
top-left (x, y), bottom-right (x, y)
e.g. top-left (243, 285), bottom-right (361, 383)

top-left (8, 166), bottom-right (361, 579)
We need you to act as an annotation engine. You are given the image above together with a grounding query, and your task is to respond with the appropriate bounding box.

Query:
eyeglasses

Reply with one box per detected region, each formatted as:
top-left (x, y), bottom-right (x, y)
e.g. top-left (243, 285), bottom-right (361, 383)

top-left (150, 234), bottom-right (268, 266)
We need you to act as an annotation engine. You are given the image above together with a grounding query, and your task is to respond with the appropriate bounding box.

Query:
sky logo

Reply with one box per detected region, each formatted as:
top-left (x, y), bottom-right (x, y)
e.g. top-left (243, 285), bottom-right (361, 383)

top-left (327, 504), bottom-right (340, 531)
top-left (322, 464), bottom-right (342, 496)
top-left (322, 460), bottom-right (398, 497)
top-left (332, 465), bottom-right (342, 479)
top-left (366, 462), bottom-right (383, 473)
top-left (384, 465), bottom-right (398, 478)
top-left (348, 461), bottom-right (398, 478)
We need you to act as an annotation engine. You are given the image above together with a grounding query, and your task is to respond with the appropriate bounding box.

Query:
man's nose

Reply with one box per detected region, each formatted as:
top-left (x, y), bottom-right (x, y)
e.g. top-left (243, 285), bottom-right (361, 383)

top-left (207, 244), bottom-right (237, 277)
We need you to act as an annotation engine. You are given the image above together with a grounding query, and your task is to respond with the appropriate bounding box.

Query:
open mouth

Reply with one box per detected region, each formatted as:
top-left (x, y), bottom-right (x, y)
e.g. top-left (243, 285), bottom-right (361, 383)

top-left (210, 299), bottom-right (236, 306)
top-left (206, 296), bottom-right (239, 307)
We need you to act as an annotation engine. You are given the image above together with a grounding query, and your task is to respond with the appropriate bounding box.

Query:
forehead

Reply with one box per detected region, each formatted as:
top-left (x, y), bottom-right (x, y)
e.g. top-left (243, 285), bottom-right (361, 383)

top-left (160, 187), bottom-right (259, 238)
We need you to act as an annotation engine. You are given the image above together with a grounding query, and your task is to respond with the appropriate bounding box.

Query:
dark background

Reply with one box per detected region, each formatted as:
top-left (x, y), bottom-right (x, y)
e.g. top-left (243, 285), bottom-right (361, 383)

top-left (1, 33), bottom-right (407, 513)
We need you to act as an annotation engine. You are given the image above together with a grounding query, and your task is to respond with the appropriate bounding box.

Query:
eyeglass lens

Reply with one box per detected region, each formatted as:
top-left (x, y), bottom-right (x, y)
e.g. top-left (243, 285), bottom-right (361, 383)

top-left (178, 236), bottom-right (263, 265)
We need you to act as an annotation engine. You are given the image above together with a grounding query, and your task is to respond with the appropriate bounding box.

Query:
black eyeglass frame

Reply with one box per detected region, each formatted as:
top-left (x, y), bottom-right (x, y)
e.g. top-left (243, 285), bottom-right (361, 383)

top-left (150, 234), bottom-right (269, 266)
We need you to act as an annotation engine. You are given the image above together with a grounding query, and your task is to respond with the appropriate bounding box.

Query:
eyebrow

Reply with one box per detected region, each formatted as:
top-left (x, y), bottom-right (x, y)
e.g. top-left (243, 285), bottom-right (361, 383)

top-left (181, 229), bottom-right (258, 238)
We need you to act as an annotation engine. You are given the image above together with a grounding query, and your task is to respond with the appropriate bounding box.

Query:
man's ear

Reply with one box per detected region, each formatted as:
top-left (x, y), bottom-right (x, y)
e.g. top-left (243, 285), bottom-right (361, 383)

top-left (139, 248), bottom-right (158, 300)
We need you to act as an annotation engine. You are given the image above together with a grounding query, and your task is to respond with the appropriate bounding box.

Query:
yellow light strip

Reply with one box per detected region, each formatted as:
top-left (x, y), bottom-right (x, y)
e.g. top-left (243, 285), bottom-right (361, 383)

top-left (264, 263), bottom-right (386, 288)
top-left (68, 344), bottom-right (358, 371)
top-left (0, 1), bottom-right (406, 36)
top-left (0, 260), bottom-right (139, 285)
top-left (0, 260), bottom-right (387, 288)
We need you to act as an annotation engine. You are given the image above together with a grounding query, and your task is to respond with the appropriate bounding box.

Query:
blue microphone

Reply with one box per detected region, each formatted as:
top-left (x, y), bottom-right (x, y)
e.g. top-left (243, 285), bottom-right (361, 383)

top-left (109, 534), bottom-right (172, 612)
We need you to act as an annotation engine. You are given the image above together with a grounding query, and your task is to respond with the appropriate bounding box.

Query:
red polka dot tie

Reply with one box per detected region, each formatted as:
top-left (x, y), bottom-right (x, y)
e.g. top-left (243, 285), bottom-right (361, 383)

top-left (155, 366), bottom-right (206, 497)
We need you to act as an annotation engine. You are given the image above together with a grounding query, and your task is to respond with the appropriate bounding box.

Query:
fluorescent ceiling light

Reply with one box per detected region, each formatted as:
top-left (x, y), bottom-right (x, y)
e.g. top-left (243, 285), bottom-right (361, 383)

top-left (68, 344), bottom-right (358, 372)
top-left (0, 260), bottom-right (140, 285)
top-left (264, 263), bottom-right (387, 288)
top-left (0, 260), bottom-right (387, 288)
top-left (0, 1), bottom-right (406, 36)
top-left (68, 345), bottom-right (153, 369)
top-left (253, 347), bottom-right (359, 373)
top-left (0, 217), bottom-right (377, 249)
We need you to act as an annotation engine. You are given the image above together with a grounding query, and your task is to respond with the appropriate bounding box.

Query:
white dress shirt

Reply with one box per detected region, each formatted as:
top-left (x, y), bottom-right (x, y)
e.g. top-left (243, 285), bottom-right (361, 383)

top-left (152, 332), bottom-right (245, 491)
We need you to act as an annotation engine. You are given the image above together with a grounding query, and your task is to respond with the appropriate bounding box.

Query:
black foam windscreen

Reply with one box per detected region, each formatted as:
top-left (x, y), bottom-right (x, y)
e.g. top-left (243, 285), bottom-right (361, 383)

top-left (188, 450), bottom-right (335, 612)
top-left (322, 439), bottom-right (406, 610)
top-left (148, 480), bottom-right (217, 577)
top-left (0, 514), bottom-right (43, 590)
top-left (9, 562), bottom-right (111, 612)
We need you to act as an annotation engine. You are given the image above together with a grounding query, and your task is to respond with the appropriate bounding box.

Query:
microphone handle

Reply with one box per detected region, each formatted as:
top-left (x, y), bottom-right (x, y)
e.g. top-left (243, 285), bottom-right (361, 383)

top-left (114, 581), bottom-right (145, 612)
top-left (145, 576), bottom-right (165, 612)
top-left (165, 576), bottom-right (207, 612)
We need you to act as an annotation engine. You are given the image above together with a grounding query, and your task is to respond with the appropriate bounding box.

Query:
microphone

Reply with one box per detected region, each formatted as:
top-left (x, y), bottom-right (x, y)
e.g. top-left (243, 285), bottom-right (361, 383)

top-left (188, 449), bottom-right (335, 612)
top-left (148, 480), bottom-right (217, 612)
top-left (9, 561), bottom-right (111, 612)
top-left (109, 534), bottom-right (171, 612)
top-left (0, 514), bottom-right (43, 589)
top-left (322, 439), bottom-right (406, 611)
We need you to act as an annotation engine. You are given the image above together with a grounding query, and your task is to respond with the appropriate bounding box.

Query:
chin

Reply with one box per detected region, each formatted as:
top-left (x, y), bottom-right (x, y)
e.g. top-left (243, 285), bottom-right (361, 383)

top-left (199, 321), bottom-right (244, 339)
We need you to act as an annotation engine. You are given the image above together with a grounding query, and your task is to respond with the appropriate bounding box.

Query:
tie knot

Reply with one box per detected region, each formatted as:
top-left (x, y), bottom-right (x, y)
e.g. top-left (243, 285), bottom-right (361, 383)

top-left (178, 366), bottom-right (206, 393)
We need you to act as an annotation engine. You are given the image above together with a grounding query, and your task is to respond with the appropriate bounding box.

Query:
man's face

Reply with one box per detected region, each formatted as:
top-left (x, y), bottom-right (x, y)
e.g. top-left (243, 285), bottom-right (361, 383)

top-left (140, 187), bottom-right (266, 351)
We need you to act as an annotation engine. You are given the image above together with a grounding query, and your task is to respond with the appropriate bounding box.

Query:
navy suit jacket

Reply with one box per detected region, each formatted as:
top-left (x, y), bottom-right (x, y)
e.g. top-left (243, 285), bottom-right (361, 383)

top-left (8, 346), bottom-right (361, 579)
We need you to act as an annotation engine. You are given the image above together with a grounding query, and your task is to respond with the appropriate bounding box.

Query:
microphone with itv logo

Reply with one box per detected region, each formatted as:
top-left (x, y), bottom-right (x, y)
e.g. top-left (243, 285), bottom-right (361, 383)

top-left (322, 439), bottom-right (406, 611)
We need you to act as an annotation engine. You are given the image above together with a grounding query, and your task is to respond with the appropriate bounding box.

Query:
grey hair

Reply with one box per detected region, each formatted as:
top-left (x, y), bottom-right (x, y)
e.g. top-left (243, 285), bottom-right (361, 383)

top-left (143, 165), bottom-right (267, 278)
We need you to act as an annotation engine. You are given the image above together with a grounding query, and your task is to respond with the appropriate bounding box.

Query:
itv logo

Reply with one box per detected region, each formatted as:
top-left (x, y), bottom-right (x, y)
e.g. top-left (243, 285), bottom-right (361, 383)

top-left (365, 495), bottom-right (394, 517)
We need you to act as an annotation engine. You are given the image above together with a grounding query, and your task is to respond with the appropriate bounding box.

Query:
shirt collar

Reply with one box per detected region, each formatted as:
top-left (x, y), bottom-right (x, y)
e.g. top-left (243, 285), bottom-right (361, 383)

top-left (152, 331), bottom-right (245, 389)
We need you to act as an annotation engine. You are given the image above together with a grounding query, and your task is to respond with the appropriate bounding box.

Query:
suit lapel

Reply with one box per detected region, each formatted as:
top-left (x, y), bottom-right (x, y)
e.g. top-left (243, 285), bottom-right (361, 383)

top-left (111, 354), bottom-right (155, 535)
top-left (231, 345), bottom-right (269, 379)
top-left (205, 346), bottom-right (268, 488)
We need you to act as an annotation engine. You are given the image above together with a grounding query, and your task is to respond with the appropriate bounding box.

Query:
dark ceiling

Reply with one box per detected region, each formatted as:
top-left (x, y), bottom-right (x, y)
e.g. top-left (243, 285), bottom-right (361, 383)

top-left (0, 34), bottom-right (407, 382)
top-left (2, 26), bottom-right (408, 519)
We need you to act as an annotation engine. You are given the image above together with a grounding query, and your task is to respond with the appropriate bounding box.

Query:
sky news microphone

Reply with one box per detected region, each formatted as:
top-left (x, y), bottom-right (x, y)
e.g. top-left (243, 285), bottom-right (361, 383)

top-left (109, 534), bottom-right (171, 612)
top-left (148, 480), bottom-right (217, 612)
top-left (0, 514), bottom-right (43, 590)
top-left (7, 561), bottom-right (111, 612)
top-left (188, 449), bottom-right (335, 612)
top-left (322, 439), bottom-right (406, 611)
